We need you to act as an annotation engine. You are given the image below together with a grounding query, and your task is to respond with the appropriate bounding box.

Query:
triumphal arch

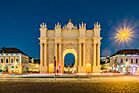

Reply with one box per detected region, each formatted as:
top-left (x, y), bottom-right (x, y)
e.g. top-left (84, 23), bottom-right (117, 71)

top-left (39, 20), bottom-right (102, 73)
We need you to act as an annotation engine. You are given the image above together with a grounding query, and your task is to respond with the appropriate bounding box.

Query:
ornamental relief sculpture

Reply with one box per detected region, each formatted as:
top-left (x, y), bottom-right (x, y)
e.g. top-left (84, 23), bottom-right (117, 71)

top-left (62, 43), bottom-right (78, 52)
top-left (62, 19), bottom-right (77, 30)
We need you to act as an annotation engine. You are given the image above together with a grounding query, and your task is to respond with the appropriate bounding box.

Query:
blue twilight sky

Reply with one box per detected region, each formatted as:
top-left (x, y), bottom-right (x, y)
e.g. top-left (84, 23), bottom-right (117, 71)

top-left (64, 53), bottom-right (75, 67)
top-left (0, 0), bottom-right (139, 58)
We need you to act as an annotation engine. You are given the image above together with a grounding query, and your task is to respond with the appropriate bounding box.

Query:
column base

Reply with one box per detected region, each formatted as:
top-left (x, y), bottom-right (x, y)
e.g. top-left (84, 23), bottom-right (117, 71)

top-left (92, 65), bottom-right (100, 73)
top-left (78, 66), bottom-right (92, 73)
top-left (48, 64), bottom-right (54, 73)
top-left (78, 66), bottom-right (86, 73)
top-left (39, 66), bottom-right (47, 74)
top-left (85, 65), bottom-right (92, 73)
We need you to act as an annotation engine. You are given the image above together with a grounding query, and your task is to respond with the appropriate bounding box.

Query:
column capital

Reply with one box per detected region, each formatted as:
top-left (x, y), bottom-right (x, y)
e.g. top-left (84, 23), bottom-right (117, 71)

top-left (79, 42), bottom-right (86, 44)
top-left (54, 38), bottom-right (62, 43)
top-left (39, 42), bottom-right (48, 45)
top-left (39, 37), bottom-right (48, 40)
top-left (54, 37), bottom-right (62, 41)
top-left (97, 43), bottom-right (101, 45)
top-left (92, 43), bottom-right (97, 45)
top-left (44, 43), bottom-right (48, 45)
top-left (55, 42), bottom-right (62, 44)
top-left (92, 37), bottom-right (102, 40)
top-left (78, 38), bottom-right (86, 43)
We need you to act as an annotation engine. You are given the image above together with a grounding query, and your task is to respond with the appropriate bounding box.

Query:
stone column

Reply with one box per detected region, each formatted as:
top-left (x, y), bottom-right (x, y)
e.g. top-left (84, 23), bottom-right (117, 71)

top-left (44, 43), bottom-right (48, 72)
top-left (93, 43), bottom-right (96, 66)
top-left (96, 43), bottom-right (100, 66)
top-left (83, 43), bottom-right (86, 66)
top-left (59, 43), bottom-right (62, 73)
top-left (44, 44), bottom-right (46, 66)
top-left (79, 43), bottom-right (82, 66)
top-left (40, 43), bottom-right (44, 66)
top-left (55, 43), bottom-right (57, 69)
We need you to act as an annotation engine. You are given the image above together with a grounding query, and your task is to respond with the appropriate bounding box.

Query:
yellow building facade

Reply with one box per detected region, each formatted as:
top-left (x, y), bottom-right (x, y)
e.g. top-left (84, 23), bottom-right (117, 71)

top-left (0, 48), bottom-right (29, 74)
top-left (39, 20), bottom-right (102, 73)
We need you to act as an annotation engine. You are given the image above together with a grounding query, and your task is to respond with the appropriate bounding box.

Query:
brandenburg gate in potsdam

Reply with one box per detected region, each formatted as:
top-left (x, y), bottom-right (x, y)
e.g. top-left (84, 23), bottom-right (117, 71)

top-left (39, 20), bottom-right (102, 73)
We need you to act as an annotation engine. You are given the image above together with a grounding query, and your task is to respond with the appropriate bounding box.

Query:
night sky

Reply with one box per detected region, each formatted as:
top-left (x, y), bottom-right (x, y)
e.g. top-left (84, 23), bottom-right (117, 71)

top-left (64, 53), bottom-right (75, 67)
top-left (0, 0), bottom-right (139, 58)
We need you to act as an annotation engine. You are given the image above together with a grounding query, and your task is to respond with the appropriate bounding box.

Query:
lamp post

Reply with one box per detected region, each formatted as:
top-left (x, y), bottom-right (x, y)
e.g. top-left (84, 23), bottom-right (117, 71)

top-left (54, 56), bottom-right (56, 81)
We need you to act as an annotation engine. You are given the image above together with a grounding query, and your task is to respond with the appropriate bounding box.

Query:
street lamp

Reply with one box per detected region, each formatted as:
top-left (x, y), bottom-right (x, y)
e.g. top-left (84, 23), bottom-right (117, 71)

top-left (114, 26), bottom-right (134, 44)
top-left (114, 25), bottom-right (134, 74)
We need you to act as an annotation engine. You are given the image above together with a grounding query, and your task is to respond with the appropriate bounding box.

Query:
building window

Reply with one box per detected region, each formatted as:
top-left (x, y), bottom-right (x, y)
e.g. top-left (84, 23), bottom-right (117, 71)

top-left (6, 59), bottom-right (8, 63)
top-left (131, 59), bottom-right (133, 63)
top-left (11, 59), bottom-right (13, 63)
top-left (136, 59), bottom-right (138, 63)
top-left (11, 66), bottom-right (14, 68)
top-left (1, 59), bottom-right (3, 63)
top-left (16, 59), bottom-right (19, 62)
top-left (121, 59), bottom-right (123, 63)
top-left (126, 59), bottom-right (128, 62)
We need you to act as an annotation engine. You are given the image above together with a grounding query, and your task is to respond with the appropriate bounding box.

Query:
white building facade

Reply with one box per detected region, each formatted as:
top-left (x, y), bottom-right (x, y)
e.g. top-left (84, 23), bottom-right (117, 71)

top-left (110, 49), bottom-right (139, 74)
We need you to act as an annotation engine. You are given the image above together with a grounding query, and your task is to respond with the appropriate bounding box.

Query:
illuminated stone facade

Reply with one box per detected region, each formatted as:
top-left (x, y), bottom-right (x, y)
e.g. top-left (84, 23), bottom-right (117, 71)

top-left (39, 20), bottom-right (102, 73)
top-left (0, 48), bottom-right (29, 73)
top-left (110, 49), bottom-right (139, 73)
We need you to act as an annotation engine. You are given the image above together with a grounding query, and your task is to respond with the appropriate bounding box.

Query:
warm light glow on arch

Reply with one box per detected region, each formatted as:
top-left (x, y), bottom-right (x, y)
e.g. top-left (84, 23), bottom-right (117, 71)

top-left (63, 49), bottom-right (77, 67)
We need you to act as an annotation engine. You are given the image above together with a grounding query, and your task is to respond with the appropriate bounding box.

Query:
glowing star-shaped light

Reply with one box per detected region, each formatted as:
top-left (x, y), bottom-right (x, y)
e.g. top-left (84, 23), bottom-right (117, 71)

top-left (114, 26), bottom-right (134, 44)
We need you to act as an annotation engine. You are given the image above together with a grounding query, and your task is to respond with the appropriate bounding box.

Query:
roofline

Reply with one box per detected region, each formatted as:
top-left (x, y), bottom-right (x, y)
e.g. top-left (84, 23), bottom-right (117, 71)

top-left (0, 47), bottom-right (29, 57)
top-left (111, 49), bottom-right (139, 57)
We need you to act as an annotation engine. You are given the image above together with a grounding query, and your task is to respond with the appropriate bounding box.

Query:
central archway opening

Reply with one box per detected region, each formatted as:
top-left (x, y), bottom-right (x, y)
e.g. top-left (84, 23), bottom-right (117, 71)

top-left (64, 53), bottom-right (75, 67)
top-left (64, 53), bottom-right (75, 74)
